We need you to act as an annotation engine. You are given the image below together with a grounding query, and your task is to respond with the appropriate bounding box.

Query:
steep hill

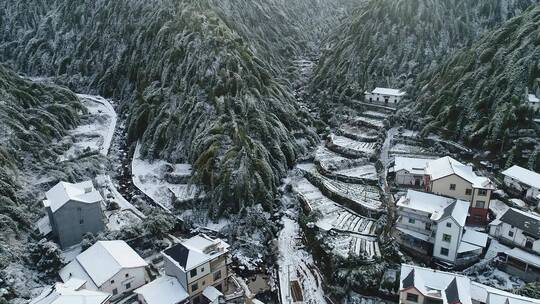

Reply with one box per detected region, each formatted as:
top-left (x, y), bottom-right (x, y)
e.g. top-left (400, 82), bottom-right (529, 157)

top-left (0, 0), bottom-right (355, 214)
top-left (410, 5), bottom-right (540, 168)
top-left (311, 0), bottom-right (538, 103)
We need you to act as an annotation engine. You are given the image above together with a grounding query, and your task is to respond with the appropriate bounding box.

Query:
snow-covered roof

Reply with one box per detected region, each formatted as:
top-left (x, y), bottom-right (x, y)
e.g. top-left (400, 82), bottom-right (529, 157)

top-left (470, 282), bottom-right (540, 304)
top-left (393, 156), bottom-right (431, 175)
top-left (202, 285), bottom-right (223, 303)
top-left (528, 94), bottom-right (540, 103)
top-left (498, 208), bottom-right (540, 238)
top-left (163, 234), bottom-right (230, 272)
top-left (370, 87), bottom-right (406, 96)
top-left (59, 240), bottom-right (147, 287)
top-left (457, 241), bottom-right (482, 254)
top-left (29, 278), bottom-right (110, 304)
top-left (134, 276), bottom-right (188, 304)
top-left (502, 165), bottom-right (540, 189)
top-left (506, 247), bottom-right (540, 268)
top-left (400, 264), bottom-right (472, 304)
top-left (397, 190), bottom-right (468, 225)
top-left (461, 229), bottom-right (488, 248)
top-left (425, 156), bottom-right (494, 189)
top-left (43, 181), bottom-right (103, 213)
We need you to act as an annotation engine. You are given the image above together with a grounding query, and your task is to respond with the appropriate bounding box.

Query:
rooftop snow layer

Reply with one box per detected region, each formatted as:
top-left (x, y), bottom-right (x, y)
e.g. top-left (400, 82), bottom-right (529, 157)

top-left (502, 165), bottom-right (540, 189)
top-left (393, 156), bottom-right (432, 174)
top-left (425, 156), bottom-right (493, 189)
top-left (44, 181), bottom-right (102, 213)
top-left (371, 87), bottom-right (406, 96)
top-left (134, 276), bottom-right (188, 304)
top-left (30, 278), bottom-right (110, 304)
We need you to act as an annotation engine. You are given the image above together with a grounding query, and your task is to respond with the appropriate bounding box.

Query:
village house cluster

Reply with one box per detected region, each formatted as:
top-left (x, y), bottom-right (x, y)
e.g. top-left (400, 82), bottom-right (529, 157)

top-left (30, 180), bottom-right (239, 304)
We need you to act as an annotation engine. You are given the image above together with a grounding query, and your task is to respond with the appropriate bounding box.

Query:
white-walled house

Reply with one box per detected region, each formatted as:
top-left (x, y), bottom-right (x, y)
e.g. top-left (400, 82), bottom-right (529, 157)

top-left (424, 156), bottom-right (495, 225)
top-left (527, 93), bottom-right (540, 111)
top-left (364, 87), bottom-right (406, 105)
top-left (391, 156), bottom-right (432, 187)
top-left (59, 240), bottom-right (148, 299)
top-left (489, 208), bottom-right (540, 254)
top-left (43, 181), bottom-right (106, 248)
top-left (399, 264), bottom-right (540, 304)
top-left (501, 165), bottom-right (540, 202)
top-left (396, 190), bottom-right (488, 266)
top-left (30, 278), bottom-right (111, 304)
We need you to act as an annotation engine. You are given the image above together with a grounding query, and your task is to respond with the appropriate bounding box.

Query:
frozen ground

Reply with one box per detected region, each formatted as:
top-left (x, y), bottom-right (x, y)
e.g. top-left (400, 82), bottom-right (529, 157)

top-left (277, 211), bottom-right (326, 304)
top-left (59, 94), bottom-right (117, 161)
top-left (132, 143), bottom-right (202, 210)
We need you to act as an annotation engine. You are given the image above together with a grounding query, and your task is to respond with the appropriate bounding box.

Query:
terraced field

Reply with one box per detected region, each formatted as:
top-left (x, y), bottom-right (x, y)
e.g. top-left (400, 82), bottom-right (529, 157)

top-left (389, 143), bottom-right (438, 157)
top-left (338, 123), bottom-right (379, 142)
top-left (333, 165), bottom-right (378, 182)
top-left (328, 134), bottom-right (378, 157)
top-left (327, 234), bottom-right (381, 260)
top-left (353, 115), bottom-right (385, 128)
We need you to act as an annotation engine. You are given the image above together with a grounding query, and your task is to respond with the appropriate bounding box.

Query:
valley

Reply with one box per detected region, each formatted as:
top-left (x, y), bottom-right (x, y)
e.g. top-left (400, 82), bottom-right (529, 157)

top-left (0, 0), bottom-right (540, 304)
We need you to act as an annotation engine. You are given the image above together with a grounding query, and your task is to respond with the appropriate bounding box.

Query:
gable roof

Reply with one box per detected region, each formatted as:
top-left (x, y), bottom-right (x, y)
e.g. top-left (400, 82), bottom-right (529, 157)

top-left (163, 234), bottom-right (230, 272)
top-left (393, 156), bottom-right (432, 175)
top-left (397, 190), bottom-right (467, 225)
top-left (502, 165), bottom-right (540, 189)
top-left (43, 181), bottom-right (103, 213)
top-left (59, 240), bottom-right (147, 287)
top-left (371, 87), bottom-right (406, 96)
top-left (471, 282), bottom-right (540, 304)
top-left (29, 278), bottom-right (110, 304)
top-left (528, 94), bottom-right (540, 104)
top-left (499, 208), bottom-right (540, 238)
top-left (134, 276), bottom-right (188, 304)
top-left (425, 157), bottom-right (493, 189)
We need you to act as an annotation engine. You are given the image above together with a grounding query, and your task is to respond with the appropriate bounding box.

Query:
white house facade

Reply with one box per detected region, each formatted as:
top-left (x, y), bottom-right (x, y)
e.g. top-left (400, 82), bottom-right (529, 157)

top-left (501, 165), bottom-right (540, 202)
top-left (59, 240), bottom-right (148, 299)
top-left (396, 190), bottom-right (487, 266)
top-left (392, 156), bottom-right (432, 187)
top-left (364, 87), bottom-right (406, 105)
top-left (489, 207), bottom-right (540, 254)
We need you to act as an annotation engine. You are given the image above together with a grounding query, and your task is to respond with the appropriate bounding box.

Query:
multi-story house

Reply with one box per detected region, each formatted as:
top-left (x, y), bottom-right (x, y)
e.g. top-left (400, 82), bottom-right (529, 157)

top-left (59, 240), bottom-right (148, 299)
top-left (501, 165), bottom-right (540, 203)
top-left (43, 180), bottom-right (105, 248)
top-left (424, 156), bottom-right (495, 225)
top-left (396, 190), bottom-right (488, 267)
top-left (399, 264), bottom-right (540, 304)
top-left (364, 87), bottom-right (406, 105)
top-left (489, 207), bottom-right (540, 282)
top-left (162, 234), bottom-right (230, 304)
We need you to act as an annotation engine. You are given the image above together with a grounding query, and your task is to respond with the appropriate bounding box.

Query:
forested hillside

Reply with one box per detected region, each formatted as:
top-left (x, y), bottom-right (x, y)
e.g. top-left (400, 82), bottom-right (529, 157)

top-left (411, 5), bottom-right (540, 168)
top-left (0, 0), bottom-right (356, 215)
top-left (311, 0), bottom-right (538, 102)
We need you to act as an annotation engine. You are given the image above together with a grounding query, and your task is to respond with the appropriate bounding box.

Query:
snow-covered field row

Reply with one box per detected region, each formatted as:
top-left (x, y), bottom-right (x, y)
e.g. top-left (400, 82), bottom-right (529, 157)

top-left (327, 233), bottom-right (381, 260)
top-left (315, 146), bottom-right (365, 171)
top-left (333, 164), bottom-right (378, 182)
top-left (354, 115), bottom-right (385, 128)
top-left (293, 178), bottom-right (377, 235)
top-left (338, 124), bottom-right (380, 141)
top-left (389, 143), bottom-right (437, 156)
top-left (329, 134), bottom-right (378, 156)
top-left (59, 94), bottom-right (117, 161)
top-left (131, 143), bottom-right (203, 210)
top-left (363, 110), bottom-right (388, 119)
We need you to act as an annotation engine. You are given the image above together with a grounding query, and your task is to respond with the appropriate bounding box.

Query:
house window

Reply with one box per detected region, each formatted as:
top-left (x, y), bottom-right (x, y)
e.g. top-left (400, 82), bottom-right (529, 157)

top-left (79, 219), bottom-right (84, 224)
top-left (508, 230), bottom-right (514, 237)
top-left (474, 215), bottom-right (482, 222)
top-left (125, 273), bottom-right (129, 278)
top-left (476, 201), bottom-right (485, 208)
top-left (112, 288), bottom-right (118, 295)
top-left (449, 184), bottom-right (456, 191)
top-left (111, 280), bottom-right (115, 284)
top-left (193, 296), bottom-right (201, 304)
top-left (478, 189), bottom-right (488, 196)
top-left (125, 282), bottom-right (131, 290)
top-left (192, 283), bottom-right (198, 292)
top-left (406, 293), bottom-right (419, 302)
top-left (440, 247), bottom-right (449, 256)
top-left (465, 189), bottom-right (472, 195)
top-left (202, 281), bottom-right (206, 286)
top-left (190, 269), bottom-right (197, 278)
top-left (213, 270), bottom-right (222, 281)
top-left (201, 267), bottom-right (204, 273)
top-left (408, 218), bottom-right (416, 224)
top-left (425, 223), bottom-right (431, 230)
top-left (77, 207), bottom-right (82, 211)
top-left (446, 222), bottom-right (452, 228)
top-left (442, 234), bottom-right (452, 242)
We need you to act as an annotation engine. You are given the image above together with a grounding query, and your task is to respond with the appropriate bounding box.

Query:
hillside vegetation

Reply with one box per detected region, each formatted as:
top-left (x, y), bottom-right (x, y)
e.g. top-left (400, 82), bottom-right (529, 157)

top-left (411, 5), bottom-right (540, 168)
top-left (311, 0), bottom-right (538, 102)
top-left (0, 0), bottom-right (355, 214)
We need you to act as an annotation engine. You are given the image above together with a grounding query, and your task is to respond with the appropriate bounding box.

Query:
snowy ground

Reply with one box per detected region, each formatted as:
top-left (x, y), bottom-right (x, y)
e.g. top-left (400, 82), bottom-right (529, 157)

top-left (59, 94), bottom-right (117, 161)
top-left (131, 143), bottom-right (202, 210)
top-left (277, 211), bottom-right (326, 304)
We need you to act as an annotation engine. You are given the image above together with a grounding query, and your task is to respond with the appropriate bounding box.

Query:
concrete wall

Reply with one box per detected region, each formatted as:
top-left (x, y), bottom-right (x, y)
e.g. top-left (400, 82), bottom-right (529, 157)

top-left (490, 222), bottom-right (540, 254)
top-left (164, 256), bottom-right (188, 290)
top-left (433, 217), bottom-right (462, 263)
top-left (430, 175), bottom-right (474, 202)
top-left (99, 267), bottom-right (147, 299)
top-left (51, 200), bottom-right (105, 248)
top-left (395, 171), bottom-right (424, 187)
